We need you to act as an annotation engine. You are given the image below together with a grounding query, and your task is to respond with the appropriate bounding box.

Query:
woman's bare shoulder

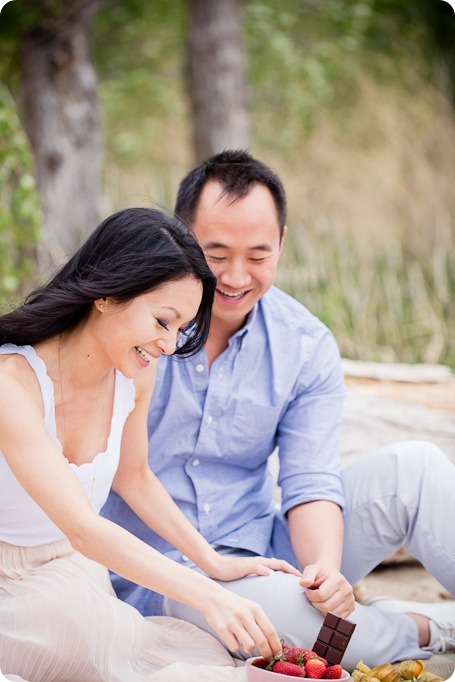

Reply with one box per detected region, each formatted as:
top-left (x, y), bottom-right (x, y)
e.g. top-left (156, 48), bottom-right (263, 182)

top-left (0, 352), bottom-right (43, 403)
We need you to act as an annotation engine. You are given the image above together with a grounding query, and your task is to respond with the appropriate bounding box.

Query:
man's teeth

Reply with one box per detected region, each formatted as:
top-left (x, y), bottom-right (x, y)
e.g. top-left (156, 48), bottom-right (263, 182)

top-left (217, 289), bottom-right (245, 299)
top-left (136, 346), bottom-right (153, 362)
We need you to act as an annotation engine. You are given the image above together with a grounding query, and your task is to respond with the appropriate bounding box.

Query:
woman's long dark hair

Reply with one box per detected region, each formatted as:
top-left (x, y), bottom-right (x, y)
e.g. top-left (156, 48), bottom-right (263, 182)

top-left (0, 208), bottom-right (215, 356)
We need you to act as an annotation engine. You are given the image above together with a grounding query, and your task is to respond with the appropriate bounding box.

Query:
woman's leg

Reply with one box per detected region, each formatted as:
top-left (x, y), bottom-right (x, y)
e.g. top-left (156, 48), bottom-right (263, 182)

top-left (0, 541), bottom-right (240, 682)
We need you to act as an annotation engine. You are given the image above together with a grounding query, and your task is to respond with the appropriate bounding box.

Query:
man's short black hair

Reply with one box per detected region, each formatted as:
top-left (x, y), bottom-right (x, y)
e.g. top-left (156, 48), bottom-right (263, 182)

top-left (175, 149), bottom-right (287, 238)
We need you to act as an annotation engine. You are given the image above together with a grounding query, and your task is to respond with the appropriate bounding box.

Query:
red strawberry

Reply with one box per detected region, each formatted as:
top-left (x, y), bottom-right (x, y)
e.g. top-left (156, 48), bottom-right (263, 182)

top-left (324, 664), bottom-right (343, 679)
top-left (282, 645), bottom-right (309, 666)
top-left (302, 650), bottom-right (319, 665)
top-left (251, 657), bottom-right (269, 669)
top-left (271, 660), bottom-right (306, 677)
top-left (305, 658), bottom-right (327, 679)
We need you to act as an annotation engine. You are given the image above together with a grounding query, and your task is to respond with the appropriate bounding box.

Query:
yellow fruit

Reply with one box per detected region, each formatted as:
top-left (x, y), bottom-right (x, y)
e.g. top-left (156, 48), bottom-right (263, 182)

top-left (352, 672), bottom-right (381, 682)
top-left (397, 659), bottom-right (426, 680)
top-left (356, 662), bottom-right (373, 674)
top-left (369, 663), bottom-right (401, 682)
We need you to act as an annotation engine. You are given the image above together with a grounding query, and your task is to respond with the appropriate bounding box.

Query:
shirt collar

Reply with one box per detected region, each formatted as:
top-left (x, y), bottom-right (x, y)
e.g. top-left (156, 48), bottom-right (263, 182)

top-left (229, 302), bottom-right (258, 349)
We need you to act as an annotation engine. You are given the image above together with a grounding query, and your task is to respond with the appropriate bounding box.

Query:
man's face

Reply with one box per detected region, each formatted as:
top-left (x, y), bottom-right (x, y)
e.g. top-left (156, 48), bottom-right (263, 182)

top-left (192, 181), bottom-right (286, 332)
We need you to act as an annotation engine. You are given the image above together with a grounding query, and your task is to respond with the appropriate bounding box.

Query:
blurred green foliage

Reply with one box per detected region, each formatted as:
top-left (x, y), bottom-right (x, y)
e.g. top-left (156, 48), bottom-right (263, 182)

top-left (0, 0), bottom-right (453, 365)
top-left (245, 0), bottom-right (455, 147)
top-left (0, 84), bottom-right (41, 307)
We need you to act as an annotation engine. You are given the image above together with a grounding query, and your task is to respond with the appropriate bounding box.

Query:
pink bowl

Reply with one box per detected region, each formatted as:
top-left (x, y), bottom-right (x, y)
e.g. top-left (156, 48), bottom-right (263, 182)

top-left (245, 658), bottom-right (351, 682)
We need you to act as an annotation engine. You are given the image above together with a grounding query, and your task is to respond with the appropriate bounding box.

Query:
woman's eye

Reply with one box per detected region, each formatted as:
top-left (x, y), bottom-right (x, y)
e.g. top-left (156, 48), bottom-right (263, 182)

top-left (156, 319), bottom-right (169, 331)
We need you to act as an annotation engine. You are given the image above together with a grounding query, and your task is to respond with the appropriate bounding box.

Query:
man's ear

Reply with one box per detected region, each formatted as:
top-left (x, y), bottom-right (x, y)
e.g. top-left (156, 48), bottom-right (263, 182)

top-left (279, 225), bottom-right (288, 254)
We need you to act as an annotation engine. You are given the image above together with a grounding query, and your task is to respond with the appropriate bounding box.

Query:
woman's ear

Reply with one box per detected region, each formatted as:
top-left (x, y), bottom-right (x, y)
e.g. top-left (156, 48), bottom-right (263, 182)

top-left (94, 298), bottom-right (107, 313)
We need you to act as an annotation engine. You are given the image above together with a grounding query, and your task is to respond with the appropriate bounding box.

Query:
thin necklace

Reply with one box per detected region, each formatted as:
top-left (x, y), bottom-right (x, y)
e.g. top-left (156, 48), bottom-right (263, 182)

top-left (58, 334), bottom-right (111, 504)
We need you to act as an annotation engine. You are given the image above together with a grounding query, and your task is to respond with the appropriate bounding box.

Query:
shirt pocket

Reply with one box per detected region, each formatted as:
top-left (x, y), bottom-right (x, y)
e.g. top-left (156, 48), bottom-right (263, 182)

top-left (222, 401), bottom-right (283, 467)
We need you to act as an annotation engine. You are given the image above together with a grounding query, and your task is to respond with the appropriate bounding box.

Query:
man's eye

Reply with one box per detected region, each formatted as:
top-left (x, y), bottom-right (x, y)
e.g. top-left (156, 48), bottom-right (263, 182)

top-left (207, 255), bottom-right (225, 262)
top-left (157, 319), bottom-right (169, 331)
top-left (250, 257), bottom-right (267, 262)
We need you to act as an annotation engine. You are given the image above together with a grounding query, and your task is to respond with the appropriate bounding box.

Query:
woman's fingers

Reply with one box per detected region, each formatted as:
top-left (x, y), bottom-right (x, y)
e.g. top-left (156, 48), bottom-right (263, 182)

top-left (266, 558), bottom-right (302, 576)
top-left (247, 556), bottom-right (301, 577)
top-left (209, 554), bottom-right (301, 582)
top-left (226, 614), bottom-right (280, 659)
top-left (252, 607), bottom-right (282, 658)
top-left (206, 596), bottom-right (282, 659)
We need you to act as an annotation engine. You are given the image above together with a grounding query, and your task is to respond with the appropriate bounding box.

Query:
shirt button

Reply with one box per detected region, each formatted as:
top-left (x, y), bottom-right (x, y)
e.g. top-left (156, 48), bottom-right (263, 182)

top-left (192, 458), bottom-right (200, 467)
top-left (195, 363), bottom-right (204, 373)
top-left (181, 554), bottom-right (189, 561)
top-left (203, 503), bottom-right (211, 514)
top-left (207, 415), bottom-right (213, 425)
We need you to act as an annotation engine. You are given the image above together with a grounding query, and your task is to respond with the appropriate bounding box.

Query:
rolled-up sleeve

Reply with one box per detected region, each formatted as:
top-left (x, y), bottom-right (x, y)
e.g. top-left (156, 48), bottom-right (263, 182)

top-left (277, 329), bottom-right (346, 516)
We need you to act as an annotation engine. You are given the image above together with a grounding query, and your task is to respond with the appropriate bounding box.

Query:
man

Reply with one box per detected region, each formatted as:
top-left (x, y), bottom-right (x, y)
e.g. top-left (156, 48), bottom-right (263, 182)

top-left (103, 150), bottom-right (455, 668)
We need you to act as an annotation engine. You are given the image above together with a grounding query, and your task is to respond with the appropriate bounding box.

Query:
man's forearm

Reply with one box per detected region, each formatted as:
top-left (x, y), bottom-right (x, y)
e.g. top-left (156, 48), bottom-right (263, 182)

top-left (287, 500), bottom-right (344, 570)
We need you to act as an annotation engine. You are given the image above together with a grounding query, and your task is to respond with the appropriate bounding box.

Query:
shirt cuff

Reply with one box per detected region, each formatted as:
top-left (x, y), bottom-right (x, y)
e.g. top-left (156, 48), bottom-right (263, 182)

top-left (280, 471), bottom-right (345, 516)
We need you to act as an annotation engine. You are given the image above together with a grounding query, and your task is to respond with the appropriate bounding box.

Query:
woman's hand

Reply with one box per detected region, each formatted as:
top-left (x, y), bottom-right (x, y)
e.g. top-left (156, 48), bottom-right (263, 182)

top-left (207, 554), bottom-right (302, 582)
top-left (299, 564), bottom-right (355, 618)
top-left (201, 587), bottom-right (282, 659)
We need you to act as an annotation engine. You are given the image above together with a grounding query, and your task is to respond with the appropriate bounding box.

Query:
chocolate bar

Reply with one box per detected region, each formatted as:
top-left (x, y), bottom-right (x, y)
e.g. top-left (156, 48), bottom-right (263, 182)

top-left (312, 612), bottom-right (356, 665)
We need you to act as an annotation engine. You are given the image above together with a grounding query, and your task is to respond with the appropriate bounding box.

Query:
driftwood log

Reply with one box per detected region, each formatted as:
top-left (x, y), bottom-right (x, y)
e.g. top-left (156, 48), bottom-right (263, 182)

top-left (341, 359), bottom-right (455, 467)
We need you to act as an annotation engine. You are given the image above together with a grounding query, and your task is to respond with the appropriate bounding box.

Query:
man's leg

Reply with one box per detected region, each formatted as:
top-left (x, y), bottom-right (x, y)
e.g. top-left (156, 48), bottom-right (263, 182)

top-left (341, 440), bottom-right (455, 592)
top-left (164, 441), bottom-right (455, 667)
top-left (163, 559), bottom-right (424, 670)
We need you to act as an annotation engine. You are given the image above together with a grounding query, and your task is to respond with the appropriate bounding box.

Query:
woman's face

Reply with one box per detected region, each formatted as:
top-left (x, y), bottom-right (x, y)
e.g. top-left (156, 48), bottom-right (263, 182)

top-left (95, 275), bottom-right (203, 378)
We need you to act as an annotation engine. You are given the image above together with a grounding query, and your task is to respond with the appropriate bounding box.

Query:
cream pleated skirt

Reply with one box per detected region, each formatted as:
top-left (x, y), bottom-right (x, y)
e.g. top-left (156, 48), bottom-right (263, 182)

top-left (0, 539), bottom-right (246, 682)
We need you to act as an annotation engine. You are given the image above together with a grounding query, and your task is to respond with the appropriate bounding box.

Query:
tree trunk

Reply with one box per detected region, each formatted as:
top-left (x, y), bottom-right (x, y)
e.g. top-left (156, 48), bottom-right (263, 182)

top-left (186, 0), bottom-right (250, 163)
top-left (20, 0), bottom-right (101, 274)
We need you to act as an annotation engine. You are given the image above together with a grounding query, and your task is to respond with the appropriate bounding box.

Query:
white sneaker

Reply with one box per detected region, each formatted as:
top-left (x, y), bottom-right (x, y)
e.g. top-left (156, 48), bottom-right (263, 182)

top-left (366, 596), bottom-right (455, 654)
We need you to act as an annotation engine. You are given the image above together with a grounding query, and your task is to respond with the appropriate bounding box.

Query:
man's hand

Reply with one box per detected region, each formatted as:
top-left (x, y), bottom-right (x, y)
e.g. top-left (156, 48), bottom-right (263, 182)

top-left (299, 564), bottom-right (355, 618)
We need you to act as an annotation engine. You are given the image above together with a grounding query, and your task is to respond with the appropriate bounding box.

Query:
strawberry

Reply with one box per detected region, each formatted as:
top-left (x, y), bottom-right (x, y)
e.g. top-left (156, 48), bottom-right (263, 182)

top-left (324, 664), bottom-right (343, 679)
top-left (303, 652), bottom-right (327, 667)
top-left (271, 660), bottom-right (306, 677)
top-left (282, 645), bottom-right (309, 666)
top-left (302, 650), bottom-right (319, 665)
top-left (251, 657), bottom-right (269, 669)
top-left (305, 657), bottom-right (327, 679)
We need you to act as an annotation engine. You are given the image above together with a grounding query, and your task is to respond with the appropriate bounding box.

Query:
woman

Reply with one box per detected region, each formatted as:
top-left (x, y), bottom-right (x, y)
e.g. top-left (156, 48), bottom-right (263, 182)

top-left (0, 208), bottom-right (300, 682)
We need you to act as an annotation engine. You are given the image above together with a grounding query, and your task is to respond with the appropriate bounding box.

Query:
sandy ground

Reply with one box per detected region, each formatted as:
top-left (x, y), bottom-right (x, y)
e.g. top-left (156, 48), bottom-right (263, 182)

top-left (356, 560), bottom-right (455, 680)
top-left (355, 560), bottom-right (454, 604)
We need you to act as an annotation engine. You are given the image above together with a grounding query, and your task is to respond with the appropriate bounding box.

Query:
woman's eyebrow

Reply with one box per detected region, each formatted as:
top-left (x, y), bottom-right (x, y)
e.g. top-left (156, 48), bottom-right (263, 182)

top-left (158, 306), bottom-right (182, 320)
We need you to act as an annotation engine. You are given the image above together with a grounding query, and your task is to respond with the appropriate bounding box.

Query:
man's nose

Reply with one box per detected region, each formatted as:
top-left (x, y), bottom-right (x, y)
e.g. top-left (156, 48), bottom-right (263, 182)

top-left (219, 260), bottom-right (252, 288)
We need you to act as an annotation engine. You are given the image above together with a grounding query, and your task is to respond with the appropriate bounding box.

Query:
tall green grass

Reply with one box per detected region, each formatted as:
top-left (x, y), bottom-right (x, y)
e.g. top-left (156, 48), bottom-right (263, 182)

top-left (100, 61), bottom-right (455, 370)
top-left (278, 223), bottom-right (454, 367)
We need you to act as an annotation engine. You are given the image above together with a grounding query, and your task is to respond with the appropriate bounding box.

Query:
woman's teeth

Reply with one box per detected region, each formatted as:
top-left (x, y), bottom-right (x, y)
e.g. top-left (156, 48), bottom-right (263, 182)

top-left (136, 346), bottom-right (153, 362)
top-left (217, 289), bottom-right (245, 299)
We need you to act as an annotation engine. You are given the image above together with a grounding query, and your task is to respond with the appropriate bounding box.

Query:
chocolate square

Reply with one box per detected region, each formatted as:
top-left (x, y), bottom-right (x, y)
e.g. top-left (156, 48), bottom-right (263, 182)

top-left (312, 612), bottom-right (357, 665)
top-left (318, 626), bottom-right (333, 644)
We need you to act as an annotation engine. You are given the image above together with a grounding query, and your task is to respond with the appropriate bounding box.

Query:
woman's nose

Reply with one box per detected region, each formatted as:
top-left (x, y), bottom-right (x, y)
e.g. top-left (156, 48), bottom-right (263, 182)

top-left (157, 333), bottom-right (178, 356)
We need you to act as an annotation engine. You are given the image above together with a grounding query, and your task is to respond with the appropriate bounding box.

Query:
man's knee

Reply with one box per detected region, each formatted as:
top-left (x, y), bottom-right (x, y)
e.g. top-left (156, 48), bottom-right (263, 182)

top-left (385, 441), bottom-right (450, 482)
top-left (345, 440), bottom-right (448, 481)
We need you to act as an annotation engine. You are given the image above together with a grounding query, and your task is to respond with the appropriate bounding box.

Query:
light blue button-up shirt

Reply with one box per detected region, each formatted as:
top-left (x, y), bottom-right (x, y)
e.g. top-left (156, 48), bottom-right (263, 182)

top-left (102, 286), bottom-right (346, 615)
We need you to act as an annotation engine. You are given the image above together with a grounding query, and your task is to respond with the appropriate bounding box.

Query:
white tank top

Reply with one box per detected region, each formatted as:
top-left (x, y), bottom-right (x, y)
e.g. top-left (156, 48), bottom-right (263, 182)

top-left (0, 344), bottom-right (136, 546)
